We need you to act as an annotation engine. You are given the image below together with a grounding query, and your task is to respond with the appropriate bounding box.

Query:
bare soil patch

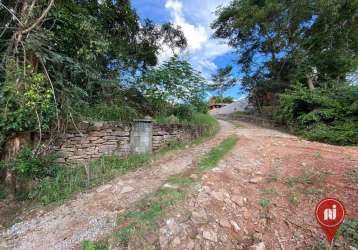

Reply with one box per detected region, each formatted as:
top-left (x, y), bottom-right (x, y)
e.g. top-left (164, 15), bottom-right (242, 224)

top-left (153, 120), bottom-right (358, 249)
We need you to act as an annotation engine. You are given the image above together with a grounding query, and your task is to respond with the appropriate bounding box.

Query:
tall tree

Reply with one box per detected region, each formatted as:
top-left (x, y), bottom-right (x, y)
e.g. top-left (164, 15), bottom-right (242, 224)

top-left (0, 0), bottom-right (187, 151)
top-left (210, 65), bottom-right (236, 96)
top-left (212, 0), bottom-right (358, 108)
top-left (140, 56), bottom-right (206, 114)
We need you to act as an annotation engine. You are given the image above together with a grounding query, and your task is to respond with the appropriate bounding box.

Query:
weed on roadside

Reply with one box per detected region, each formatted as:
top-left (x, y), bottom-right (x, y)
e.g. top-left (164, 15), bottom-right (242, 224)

top-left (197, 136), bottom-right (238, 171)
top-left (285, 168), bottom-right (326, 187)
top-left (311, 239), bottom-right (330, 250)
top-left (313, 151), bottom-right (321, 159)
top-left (337, 219), bottom-right (358, 247)
top-left (311, 219), bottom-right (358, 249)
top-left (288, 192), bottom-right (300, 206)
top-left (260, 188), bottom-right (278, 196)
top-left (259, 198), bottom-right (271, 208)
top-left (81, 240), bottom-right (96, 250)
top-left (30, 154), bottom-right (151, 205)
top-left (81, 240), bottom-right (107, 250)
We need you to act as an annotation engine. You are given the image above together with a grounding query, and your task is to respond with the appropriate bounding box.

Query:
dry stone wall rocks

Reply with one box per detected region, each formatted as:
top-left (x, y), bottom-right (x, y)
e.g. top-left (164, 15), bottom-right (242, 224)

top-left (53, 122), bottom-right (200, 164)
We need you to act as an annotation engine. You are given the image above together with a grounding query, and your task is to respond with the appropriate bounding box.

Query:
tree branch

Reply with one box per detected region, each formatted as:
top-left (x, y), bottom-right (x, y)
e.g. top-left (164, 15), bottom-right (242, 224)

top-left (21, 0), bottom-right (54, 34)
top-left (0, 2), bottom-right (23, 26)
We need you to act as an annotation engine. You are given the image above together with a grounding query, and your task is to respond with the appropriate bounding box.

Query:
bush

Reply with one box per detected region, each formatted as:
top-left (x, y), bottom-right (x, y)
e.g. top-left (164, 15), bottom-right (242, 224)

top-left (79, 103), bottom-right (140, 122)
top-left (191, 99), bottom-right (209, 113)
top-left (172, 104), bottom-right (194, 120)
top-left (0, 147), bottom-right (58, 179)
top-left (275, 82), bottom-right (358, 145)
top-left (30, 154), bottom-right (150, 204)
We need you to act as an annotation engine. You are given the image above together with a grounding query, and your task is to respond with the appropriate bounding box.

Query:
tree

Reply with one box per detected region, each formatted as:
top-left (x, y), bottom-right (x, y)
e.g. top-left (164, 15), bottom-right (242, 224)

top-left (209, 96), bottom-right (234, 104)
top-left (210, 65), bottom-right (236, 96)
top-left (140, 56), bottom-right (206, 114)
top-left (0, 0), bottom-right (187, 142)
top-left (212, 0), bottom-right (358, 108)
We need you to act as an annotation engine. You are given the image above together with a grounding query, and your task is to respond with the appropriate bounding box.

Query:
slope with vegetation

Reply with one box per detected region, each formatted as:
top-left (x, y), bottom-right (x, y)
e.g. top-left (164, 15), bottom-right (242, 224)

top-left (0, 1), bottom-right (215, 203)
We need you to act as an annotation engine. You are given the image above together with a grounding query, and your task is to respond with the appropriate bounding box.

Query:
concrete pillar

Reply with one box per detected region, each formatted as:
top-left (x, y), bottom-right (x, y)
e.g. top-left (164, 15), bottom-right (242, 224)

top-left (130, 116), bottom-right (153, 154)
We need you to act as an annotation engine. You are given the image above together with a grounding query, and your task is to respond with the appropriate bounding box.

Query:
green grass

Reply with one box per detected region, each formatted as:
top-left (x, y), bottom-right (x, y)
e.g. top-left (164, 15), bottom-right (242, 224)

top-left (337, 219), bottom-right (358, 247)
top-left (81, 241), bottom-right (97, 250)
top-left (152, 113), bottom-right (219, 157)
top-left (258, 198), bottom-right (271, 208)
top-left (167, 175), bottom-right (194, 186)
top-left (260, 188), bottom-right (278, 196)
top-left (311, 219), bottom-right (358, 249)
top-left (285, 169), bottom-right (326, 187)
top-left (155, 113), bottom-right (219, 138)
top-left (1, 113), bottom-right (219, 208)
top-left (288, 192), bottom-right (300, 206)
top-left (30, 154), bottom-right (151, 204)
top-left (197, 136), bottom-right (238, 171)
top-left (114, 185), bottom-right (186, 245)
top-left (311, 239), bottom-right (331, 250)
top-left (79, 103), bottom-right (140, 122)
top-left (88, 135), bottom-right (238, 249)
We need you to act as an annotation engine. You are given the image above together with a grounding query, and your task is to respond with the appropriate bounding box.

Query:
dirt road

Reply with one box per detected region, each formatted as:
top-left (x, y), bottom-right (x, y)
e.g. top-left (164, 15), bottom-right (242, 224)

top-left (155, 120), bottom-right (358, 249)
top-left (0, 121), bottom-right (235, 250)
top-left (1, 119), bottom-right (357, 249)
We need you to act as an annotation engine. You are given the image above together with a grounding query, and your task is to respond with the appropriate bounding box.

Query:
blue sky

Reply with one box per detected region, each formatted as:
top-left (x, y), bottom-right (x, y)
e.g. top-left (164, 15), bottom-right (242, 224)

top-left (131, 0), bottom-right (246, 99)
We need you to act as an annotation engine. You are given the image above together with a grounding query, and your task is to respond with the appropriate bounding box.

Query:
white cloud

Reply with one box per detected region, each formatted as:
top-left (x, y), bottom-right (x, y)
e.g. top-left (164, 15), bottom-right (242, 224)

top-left (161, 0), bottom-right (232, 78)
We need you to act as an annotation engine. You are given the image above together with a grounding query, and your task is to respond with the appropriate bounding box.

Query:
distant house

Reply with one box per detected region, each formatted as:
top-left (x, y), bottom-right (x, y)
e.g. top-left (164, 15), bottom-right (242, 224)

top-left (209, 103), bottom-right (228, 110)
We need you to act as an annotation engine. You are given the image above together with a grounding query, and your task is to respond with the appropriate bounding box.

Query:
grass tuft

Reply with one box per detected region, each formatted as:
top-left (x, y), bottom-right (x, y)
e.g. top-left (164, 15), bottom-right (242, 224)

top-left (197, 136), bottom-right (238, 171)
top-left (259, 198), bottom-right (271, 208)
top-left (285, 169), bottom-right (326, 187)
top-left (30, 154), bottom-right (150, 204)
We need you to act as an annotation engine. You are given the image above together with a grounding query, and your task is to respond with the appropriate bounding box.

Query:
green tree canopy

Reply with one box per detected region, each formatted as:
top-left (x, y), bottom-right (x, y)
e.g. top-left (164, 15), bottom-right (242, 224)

top-left (212, 0), bottom-right (358, 107)
top-left (210, 66), bottom-right (236, 96)
top-left (0, 0), bottom-right (187, 144)
top-left (140, 56), bottom-right (206, 113)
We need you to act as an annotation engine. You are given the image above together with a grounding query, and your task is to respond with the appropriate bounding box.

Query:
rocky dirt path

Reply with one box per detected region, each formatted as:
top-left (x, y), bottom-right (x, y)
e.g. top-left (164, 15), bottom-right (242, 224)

top-left (154, 121), bottom-right (358, 250)
top-left (0, 121), bottom-right (236, 250)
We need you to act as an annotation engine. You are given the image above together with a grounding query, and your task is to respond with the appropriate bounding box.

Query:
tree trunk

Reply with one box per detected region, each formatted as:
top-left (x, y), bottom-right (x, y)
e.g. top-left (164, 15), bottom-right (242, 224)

top-left (1, 133), bottom-right (32, 197)
top-left (307, 75), bottom-right (315, 91)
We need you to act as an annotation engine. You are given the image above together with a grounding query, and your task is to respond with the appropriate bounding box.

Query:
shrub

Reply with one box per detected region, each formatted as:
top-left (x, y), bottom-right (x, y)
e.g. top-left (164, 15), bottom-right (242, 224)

top-left (30, 154), bottom-right (150, 204)
top-left (79, 103), bottom-right (140, 122)
top-left (0, 147), bottom-right (58, 179)
top-left (275, 82), bottom-right (358, 145)
top-left (191, 99), bottom-right (209, 113)
top-left (172, 104), bottom-right (194, 120)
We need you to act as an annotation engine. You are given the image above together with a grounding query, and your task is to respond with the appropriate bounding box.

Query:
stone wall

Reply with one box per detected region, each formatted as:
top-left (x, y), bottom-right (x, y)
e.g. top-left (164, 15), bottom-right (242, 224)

top-left (54, 121), bottom-right (199, 164)
top-left (152, 124), bottom-right (199, 151)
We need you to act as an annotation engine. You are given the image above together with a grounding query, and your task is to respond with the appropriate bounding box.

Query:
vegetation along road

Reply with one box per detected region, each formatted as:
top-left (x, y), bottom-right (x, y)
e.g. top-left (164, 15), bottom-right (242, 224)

top-left (0, 0), bottom-right (357, 249)
top-left (1, 116), bottom-right (357, 249)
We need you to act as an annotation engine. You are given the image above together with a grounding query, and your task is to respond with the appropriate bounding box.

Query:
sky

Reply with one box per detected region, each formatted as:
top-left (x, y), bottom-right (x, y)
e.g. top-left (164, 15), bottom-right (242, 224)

top-left (131, 0), bottom-right (246, 99)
